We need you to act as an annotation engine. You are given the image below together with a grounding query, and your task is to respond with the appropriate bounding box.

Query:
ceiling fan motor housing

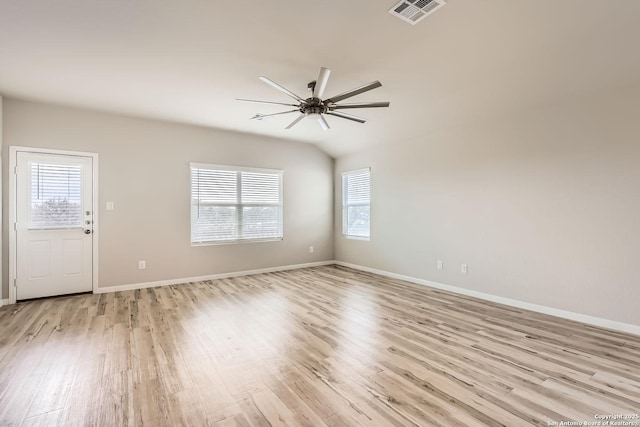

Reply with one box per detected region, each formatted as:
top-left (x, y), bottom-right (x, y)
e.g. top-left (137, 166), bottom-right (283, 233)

top-left (302, 97), bottom-right (327, 115)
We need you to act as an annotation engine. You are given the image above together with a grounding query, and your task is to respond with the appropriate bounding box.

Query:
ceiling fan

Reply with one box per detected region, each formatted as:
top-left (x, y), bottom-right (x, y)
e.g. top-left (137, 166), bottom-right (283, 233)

top-left (237, 67), bottom-right (390, 130)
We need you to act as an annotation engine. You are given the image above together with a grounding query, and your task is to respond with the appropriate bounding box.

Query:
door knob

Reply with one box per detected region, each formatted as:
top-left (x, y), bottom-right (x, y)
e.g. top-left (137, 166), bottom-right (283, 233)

top-left (84, 229), bottom-right (92, 234)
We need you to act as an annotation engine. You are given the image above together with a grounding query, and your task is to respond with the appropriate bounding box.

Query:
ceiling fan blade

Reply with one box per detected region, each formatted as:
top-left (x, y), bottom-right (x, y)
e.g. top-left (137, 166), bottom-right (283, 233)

top-left (285, 114), bottom-right (307, 129)
top-left (259, 76), bottom-right (306, 103)
top-left (325, 111), bottom-right (366, 124)
top-left (324, 81), bottom-right (382, 104)
top-left (250, 109), bottom-right (300, 120)
top-left (313, 67), bottom-right (331, 99)
top-left (317, 115), bottom-right (330, 131)
top-left (237, 98), bottom-right (299, 107)
top-left (330, 101), bottom-right (390, 110)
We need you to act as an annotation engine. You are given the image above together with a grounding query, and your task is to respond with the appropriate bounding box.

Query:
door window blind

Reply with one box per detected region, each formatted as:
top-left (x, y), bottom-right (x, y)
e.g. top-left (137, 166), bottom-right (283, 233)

top-left (30, 162), bottom-right (83, 227)
top-left (342, 168), bottom-right (371, 239)
top-left (191, 164), bottom-right (283, 244)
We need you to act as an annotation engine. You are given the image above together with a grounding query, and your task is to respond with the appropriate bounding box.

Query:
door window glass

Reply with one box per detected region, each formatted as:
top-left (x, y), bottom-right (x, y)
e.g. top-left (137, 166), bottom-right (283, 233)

top-left (30, 162), bottom-right (83, 227)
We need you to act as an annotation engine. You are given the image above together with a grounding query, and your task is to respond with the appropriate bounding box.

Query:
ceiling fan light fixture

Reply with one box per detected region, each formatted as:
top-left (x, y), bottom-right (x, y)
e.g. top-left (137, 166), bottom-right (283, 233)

top-left (239, 67), bottom-right (390, 130)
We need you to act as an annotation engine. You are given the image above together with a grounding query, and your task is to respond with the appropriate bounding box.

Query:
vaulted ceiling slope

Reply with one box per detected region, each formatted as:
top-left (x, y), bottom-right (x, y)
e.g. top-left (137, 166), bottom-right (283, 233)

top-left (1, 1), bottom-right (639, 157)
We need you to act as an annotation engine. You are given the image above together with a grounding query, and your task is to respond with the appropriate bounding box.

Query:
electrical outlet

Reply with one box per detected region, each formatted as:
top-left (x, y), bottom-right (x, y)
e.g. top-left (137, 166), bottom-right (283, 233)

top-left (106, 201), bottom-right (114, 211)
top-left (309, 246), bottom-right (314, 253)
top-left (437, 260), bottom-right (443, 270)
top-left (461, 264), bottom-right (468, 274)
top-left (138, 260), bottom-right (146, 270)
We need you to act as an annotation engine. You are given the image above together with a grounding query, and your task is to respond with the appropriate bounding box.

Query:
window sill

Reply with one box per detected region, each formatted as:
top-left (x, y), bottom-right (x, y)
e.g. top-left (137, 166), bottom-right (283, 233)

top-left (192, 237), bottom-right (283, 246)
top-left (343, 235), bottom-right (370, 241)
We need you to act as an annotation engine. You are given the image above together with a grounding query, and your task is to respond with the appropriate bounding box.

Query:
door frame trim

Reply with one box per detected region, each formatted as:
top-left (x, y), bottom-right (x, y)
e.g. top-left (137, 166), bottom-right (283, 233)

top-left (8, 146), bottom-right (99, 304)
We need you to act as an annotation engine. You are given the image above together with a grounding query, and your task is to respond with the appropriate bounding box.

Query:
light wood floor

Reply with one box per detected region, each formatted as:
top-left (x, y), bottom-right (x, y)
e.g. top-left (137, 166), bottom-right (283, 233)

top-left (1, 265), bottom-right (639, 426)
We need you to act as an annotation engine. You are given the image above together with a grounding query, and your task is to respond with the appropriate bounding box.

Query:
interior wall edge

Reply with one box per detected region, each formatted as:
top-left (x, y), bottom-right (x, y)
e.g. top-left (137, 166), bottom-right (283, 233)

top-left (0, 95), bottom-right (3, 300)
top-left (334, 261), bottom-right (640, 336)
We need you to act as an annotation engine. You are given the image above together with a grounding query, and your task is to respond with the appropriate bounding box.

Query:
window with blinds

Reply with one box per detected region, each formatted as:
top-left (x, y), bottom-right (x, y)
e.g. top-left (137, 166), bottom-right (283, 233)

top-left (190, 163), bottom-right (283, 244)
top-left (30, 162), bottom-right (83, 227)
top-left (342, 168), bottom-right (371, 239)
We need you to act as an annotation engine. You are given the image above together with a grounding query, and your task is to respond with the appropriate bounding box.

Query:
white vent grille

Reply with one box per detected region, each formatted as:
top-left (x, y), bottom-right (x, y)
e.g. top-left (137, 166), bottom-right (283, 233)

top-left (388, 0), bottom-right (446, 25)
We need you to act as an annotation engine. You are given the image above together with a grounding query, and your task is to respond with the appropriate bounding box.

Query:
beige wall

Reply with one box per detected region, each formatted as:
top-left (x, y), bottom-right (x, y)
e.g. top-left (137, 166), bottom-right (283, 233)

top-left (335, 83), bottom-right (640, 327)
top-left (0, 96), bottom-right (3, 300)
top-left (2, 99), bottom-right (334, 298)
top-left (4, 82), bottom-right (639, 328)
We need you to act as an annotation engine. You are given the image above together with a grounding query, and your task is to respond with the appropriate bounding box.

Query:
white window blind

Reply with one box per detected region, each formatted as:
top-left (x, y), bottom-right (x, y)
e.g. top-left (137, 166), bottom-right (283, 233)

top-left (342, 168), bottom-right (371, 239)
top-left (191, 163), bottom-right (283, 244)
top-left (30, 162), bottom-right (83, 227)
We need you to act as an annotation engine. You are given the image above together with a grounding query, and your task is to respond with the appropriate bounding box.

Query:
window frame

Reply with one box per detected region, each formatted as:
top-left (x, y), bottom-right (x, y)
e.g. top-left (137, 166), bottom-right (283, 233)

top-left (342, 167), bottom-right (371, 241)
top-left (28, 161), bottom-right (84, 229)
top-left (190, 163), bottom-right (284, 246)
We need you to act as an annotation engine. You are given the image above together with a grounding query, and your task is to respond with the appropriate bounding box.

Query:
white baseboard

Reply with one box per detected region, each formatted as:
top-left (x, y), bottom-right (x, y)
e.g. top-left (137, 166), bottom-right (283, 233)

top-left (9, 259), bottom-right (639, 336)
top-left (96, 260), bottom-right (335, 294)
top-left (334, 261), bottom-right (640, 336)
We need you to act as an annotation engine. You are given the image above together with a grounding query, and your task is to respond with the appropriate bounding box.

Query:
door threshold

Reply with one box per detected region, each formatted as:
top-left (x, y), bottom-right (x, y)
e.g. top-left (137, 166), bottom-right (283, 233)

top-left (17, 291), bottom-right (93, 303)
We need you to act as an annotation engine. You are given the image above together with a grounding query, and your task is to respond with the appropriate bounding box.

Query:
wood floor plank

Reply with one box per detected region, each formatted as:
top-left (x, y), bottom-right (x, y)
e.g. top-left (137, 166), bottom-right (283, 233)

top-left (20, 409), bottom-right (64, 427)
top-left (1, 265), bottom-right (639, 426)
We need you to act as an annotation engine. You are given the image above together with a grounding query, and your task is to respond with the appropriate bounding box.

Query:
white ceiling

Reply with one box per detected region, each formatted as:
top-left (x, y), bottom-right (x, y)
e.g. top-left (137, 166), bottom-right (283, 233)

top-left (1, 1), bottom-right (639, 157)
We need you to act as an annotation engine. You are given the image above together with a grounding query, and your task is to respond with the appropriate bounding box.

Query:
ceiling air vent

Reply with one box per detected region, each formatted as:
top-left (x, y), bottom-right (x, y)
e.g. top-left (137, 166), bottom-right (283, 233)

top-left (388, 0), bottom-right (446, 25)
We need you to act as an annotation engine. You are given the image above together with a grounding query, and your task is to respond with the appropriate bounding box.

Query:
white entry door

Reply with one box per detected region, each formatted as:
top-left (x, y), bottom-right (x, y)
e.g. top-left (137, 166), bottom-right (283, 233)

top-left (16, 152), bottom-right (94, 300)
